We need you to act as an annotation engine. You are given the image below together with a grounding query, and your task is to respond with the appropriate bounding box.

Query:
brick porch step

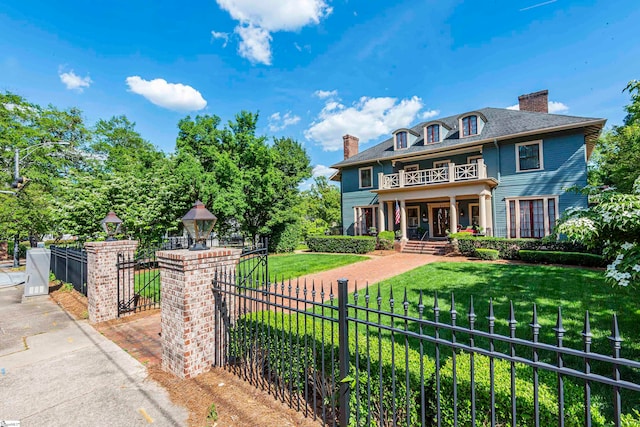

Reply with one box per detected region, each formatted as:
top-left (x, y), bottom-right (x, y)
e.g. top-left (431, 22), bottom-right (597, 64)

top-left (402, 240), bottom-right (452, 255)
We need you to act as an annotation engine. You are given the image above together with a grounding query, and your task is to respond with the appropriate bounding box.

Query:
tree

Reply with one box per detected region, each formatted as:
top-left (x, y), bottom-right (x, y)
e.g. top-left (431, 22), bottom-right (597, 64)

top-left (300, 176), bottom-right (341, 237)
top-left (590, 81), bottom-right (640, 191)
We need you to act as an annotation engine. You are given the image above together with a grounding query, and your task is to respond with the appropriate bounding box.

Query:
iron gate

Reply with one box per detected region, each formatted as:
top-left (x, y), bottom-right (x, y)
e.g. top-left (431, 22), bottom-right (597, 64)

top-left (117, 247), bottom-right (161, 316)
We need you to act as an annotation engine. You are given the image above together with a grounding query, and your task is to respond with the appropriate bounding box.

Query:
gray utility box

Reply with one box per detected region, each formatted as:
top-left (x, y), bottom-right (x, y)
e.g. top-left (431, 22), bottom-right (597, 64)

top-left (23, 248), bottom-right (51, 298)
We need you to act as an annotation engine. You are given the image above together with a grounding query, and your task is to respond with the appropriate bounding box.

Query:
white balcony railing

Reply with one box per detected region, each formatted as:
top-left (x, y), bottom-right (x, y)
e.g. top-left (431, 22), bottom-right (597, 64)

top-left (378, 159), bottom-right (487, 190)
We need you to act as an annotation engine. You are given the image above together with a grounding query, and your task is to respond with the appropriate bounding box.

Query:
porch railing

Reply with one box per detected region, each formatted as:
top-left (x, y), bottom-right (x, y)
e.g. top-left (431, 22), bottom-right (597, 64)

top-left (379, 160), bottom-right (487, 190)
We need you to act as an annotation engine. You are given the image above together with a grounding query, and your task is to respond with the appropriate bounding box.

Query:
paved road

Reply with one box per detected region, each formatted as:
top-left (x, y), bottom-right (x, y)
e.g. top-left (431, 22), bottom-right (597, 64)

top-left (0, 271), bottom-right (25, 288)
top-left (0, 285), bottom-right (188, 427)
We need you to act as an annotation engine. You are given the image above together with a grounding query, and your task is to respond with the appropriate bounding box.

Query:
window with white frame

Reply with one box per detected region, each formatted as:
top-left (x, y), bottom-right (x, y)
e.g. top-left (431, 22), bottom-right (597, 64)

top-left (396, 131), bottom-right (408, 149)
top-left (404, 164), bottom-right (419, 172)
top-left (359, 166), bottom-right (373, 188)
top-left (516, 140), bottom-right (544, 172)
top-left (461, 115), bottom-right (478, 137)
top-left (506, 196), bottom-right (558, 238)
top-left (433, 160), bottom-right (450, 169)
top-left (467, 155), bottom-right (483, 164)
top-left (426, 124), bottom-right (440, 143)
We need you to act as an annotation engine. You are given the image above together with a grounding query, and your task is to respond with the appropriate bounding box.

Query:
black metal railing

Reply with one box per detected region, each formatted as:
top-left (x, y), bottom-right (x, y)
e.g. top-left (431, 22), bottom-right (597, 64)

top-left (212, 273), bottom-right (640, 427)
top-left (117, 251), bottom-right (161, 316)
top-left (50, 245), bottom-right (87, 295)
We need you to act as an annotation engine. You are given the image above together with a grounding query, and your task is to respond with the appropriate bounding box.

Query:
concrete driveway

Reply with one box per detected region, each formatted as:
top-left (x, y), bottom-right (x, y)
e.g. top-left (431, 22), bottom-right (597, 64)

top-left (0, 285), bottom-right (188, 427)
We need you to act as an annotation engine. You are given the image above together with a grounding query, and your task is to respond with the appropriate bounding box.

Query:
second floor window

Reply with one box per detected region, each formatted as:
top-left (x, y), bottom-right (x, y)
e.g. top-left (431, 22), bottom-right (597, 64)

top-left (426, 125), bottom-right (440, 143)
top-left (517, 141), bottom-right (543, 171)
top-left (359, 167), bottom-right (373, 188)
top-left (462, 116), bottom-right (478, 137)
top-left (396, 131), bottom-right (408, 149)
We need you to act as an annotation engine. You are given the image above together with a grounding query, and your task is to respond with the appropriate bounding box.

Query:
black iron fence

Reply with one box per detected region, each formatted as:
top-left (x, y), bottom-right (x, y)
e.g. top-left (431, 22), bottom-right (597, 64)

top-left (213, 266), bottom-right (640, 427)
top-left (50, 245), bottom-right (88, 295)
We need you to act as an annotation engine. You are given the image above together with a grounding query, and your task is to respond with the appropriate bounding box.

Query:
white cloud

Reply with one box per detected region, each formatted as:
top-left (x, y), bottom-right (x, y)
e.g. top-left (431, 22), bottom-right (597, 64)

top-left (268, 111), bottom-right (301, 132)
top-left (312, 164), bottom-right (336, 178)
top-left (215, 0), bottom-right (332, 64)
top-left (125, 76), bottom-right (207, 112)
top-left (314, 89), bottom-right (338, 99)
top-left (506, 101), bottom-right (570, 114)
top-left (235, 24), bottom-right (273, 65)
top-left (548, 101), bottom-right (569, 114)
top-left (211, 30), bottom-right (229, 47)
top-left (305, 96), bottom-right (424, 151)
top-left (59, 69), bottom-right (92, 92)
top-left (420, 109), bottom-right (440, 120)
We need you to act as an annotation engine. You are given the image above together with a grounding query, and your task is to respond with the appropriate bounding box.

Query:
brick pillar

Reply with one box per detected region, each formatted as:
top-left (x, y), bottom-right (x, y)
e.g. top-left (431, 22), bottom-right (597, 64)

top-left (157, 248), bottom-right (242, 379)
top-left (85, 240), bottom-right (138, 324)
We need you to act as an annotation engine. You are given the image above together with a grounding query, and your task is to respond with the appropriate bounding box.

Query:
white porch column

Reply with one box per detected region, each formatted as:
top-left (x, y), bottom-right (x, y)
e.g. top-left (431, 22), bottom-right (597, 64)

top-left (400, 200), bottom-right (407, 241)
top-left (386, 201), bottom-right (394, 231)
top-left (449, 196), bottom-right (458, 233)
top-left (378, 203), bottom-right (385, 232)
top-left (479, 193), bottom-right (487, 232)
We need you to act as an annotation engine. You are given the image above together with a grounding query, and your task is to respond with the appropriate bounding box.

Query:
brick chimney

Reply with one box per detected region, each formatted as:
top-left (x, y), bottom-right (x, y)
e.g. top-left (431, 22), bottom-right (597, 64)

top-left (343, 134), bottom-right (359, 160)
top-left (518, 90), bottom-right (549, 113)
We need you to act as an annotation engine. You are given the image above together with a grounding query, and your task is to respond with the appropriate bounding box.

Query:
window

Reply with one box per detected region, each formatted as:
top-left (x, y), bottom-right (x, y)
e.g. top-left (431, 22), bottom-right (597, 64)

top-left (359, 167), bottom-right (373, 188)
top-left (516, 140), bottom-right (544, 172)
top-left (467, 155), bottom-right (483, 164)
top-left (396, 131), bottom-right (408, 149)
top-left (462, 116), bottom-right (478, 137)
top-left (426, 125), bottom-right (440, 143)
top-left (506, 196), bottom-right (558, 238)
top-left (433, 160), bottom-right (450, 169)
top-left (404, 164), bottom-right (419, 172)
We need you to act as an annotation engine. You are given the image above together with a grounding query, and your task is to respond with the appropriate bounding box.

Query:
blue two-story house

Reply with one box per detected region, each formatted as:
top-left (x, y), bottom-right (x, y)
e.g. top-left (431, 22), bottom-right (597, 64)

top-left (330, 90), bottom-right (606, 245)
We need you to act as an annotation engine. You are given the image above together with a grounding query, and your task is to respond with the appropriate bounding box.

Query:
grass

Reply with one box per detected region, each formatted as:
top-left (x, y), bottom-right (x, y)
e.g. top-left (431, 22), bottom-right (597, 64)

top-left (134, 268), bottom-right (160, 299)
top-left (267, 253), bottom-right (367, 281)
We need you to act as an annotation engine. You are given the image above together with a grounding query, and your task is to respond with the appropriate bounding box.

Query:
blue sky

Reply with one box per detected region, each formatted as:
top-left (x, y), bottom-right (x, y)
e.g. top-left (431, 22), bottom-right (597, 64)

top-left (1, 0), bottom-right (639, 182)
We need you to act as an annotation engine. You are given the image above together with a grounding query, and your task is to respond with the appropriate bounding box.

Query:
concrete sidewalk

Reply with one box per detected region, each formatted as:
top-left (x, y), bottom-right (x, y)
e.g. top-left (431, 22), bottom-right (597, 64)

top-left (0, 285), bottom-right (188, 427)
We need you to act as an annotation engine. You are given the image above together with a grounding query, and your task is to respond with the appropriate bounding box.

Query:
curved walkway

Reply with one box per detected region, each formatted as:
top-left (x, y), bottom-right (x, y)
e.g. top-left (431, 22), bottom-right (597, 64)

top-left (292, 252), bottom-right (468, 296)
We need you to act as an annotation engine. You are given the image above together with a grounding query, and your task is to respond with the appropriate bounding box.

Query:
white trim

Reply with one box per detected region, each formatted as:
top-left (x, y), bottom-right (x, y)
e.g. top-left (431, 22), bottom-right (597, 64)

top-left (354, 204), bottom-right (378, 236)
top-left (425, 124), bottom-right (442, 144)
top-left (515, 140), bottom-right (544, 173)
top-left (467, 155), bottom-right (483, 164)
top-left (394, 131), bottom-right (409, 151)
top-left (433, 159), bottom-right (451, 169)
top-left (468, 202), bottom-right (479, 226)
top-left (459, 115), bottom-right (480, 138)
top-left (359, 166), bottom-right (373, 188)
top-left (404, 164), bottom-right (419, 172)
top-left (505, 195), bottom-right (559, 238)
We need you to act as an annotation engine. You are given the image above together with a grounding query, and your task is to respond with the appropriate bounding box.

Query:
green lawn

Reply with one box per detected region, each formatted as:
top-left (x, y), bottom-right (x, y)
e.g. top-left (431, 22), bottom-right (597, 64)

top-left (268, 253), bottom-right (368, 281)
top-left (134, 269), bottom-right (160, 300)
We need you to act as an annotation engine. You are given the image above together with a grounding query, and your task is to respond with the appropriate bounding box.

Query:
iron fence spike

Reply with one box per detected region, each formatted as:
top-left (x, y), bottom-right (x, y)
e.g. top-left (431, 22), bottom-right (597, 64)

top-left (468, 295), bottom-right (476, 319)
top-left (487, 298), bottom-right (495, 321)
top-left (450, 293), bottom-right (457, 315)
top-left (509, 300), bottom-right (517, 326)
top-left (582, 310), bottom-right (592, 338)
top-left (433, 291), bottom-right (439, 311)
top-left (554, 307), bottom-right (566, 335)
top-left (609, 313), bottom-right (623, 344)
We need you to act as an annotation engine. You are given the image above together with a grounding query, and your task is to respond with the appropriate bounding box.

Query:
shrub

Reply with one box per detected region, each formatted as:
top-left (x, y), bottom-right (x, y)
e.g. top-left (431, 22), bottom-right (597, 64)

top-left (6, 242), bottom-right (28, 258)
top-left (475, 248), bottom-right (499, 260)
top-left (306, 236), bottom-right (376, 254)
top-left (519, 250), bottom-right (606, 267)
top-left (378, 231), bottom-right (395, 241)
top-left (449, 234), bottom-right (594, 260)
top-left (269, 221), bottom-right (302, 253)
top-left (439, 353), bottom-right (606, 427)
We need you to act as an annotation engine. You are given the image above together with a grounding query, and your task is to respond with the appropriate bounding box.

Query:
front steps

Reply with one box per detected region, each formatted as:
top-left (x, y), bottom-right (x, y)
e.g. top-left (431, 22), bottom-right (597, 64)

top-left (401, 240), bottom-right (452, 255)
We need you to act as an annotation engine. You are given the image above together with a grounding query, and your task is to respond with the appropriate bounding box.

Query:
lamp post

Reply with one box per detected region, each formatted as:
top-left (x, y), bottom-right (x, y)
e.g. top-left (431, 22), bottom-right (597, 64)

top-left (181, 201), bottom-right (217, 251)
top-left (101, 211), bottom-right (123, 241)
top-left (9, 141), bottom-right (70, 267)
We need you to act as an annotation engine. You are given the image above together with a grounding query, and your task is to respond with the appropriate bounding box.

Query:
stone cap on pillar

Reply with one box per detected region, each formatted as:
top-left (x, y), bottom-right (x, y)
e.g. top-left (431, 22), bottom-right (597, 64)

top-left (84, 240), bottom-right (139, 253)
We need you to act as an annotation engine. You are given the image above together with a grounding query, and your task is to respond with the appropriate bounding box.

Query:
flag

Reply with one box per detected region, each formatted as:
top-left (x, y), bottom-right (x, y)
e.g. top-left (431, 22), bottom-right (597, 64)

top-left (395, 200), bottom-right (401, 225)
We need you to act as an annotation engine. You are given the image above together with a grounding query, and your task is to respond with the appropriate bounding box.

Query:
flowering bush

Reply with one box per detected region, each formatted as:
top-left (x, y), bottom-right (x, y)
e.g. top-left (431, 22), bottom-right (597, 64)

top-left (557, 189), bottom-right (640, 286)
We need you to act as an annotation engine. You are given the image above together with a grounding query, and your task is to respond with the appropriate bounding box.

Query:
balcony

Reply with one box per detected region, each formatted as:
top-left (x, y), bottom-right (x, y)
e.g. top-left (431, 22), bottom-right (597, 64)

top-left (378, 159), bottom-right (488, 190)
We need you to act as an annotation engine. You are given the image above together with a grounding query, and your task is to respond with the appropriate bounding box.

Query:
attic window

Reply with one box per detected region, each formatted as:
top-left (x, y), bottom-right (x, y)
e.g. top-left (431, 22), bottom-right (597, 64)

top-left (396, 131), bottom-right (408, 149)
top-left (426, 124), bottom-right (440, 143)
top-left (462, 116), bottom-right (478, 137)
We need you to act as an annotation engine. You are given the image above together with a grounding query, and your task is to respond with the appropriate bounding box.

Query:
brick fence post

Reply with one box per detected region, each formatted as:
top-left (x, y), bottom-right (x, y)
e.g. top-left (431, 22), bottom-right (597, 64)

top-left (157, 248), bottom-right (242, 379)
top-left (85, 240), bottom-right (138, 324)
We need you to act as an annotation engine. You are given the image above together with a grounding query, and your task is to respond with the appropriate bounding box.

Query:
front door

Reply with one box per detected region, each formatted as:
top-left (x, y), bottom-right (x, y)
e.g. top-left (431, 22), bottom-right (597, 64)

top-left (432, 207), bottom-right (450, 237)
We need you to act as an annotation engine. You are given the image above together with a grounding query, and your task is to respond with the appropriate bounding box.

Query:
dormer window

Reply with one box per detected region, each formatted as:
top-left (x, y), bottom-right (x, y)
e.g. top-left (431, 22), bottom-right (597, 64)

top-left (396, 131), bottom-right (408, 149)
top-left (462, 116), bottom-right (478, 137)
top-left (426, 125), bottom-right (440, 143)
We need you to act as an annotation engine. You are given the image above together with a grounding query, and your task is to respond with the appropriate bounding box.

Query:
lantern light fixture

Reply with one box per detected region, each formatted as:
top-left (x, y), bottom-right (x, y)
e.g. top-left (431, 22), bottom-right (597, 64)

top-left (101, 211), bottom-right (123, 241)
top-left (181, 200), bottom-right (217, 251)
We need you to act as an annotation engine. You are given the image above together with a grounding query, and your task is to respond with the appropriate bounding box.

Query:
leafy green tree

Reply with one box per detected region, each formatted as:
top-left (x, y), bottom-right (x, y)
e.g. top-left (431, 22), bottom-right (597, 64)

top-left (300, 176), bottom-right (341, 237)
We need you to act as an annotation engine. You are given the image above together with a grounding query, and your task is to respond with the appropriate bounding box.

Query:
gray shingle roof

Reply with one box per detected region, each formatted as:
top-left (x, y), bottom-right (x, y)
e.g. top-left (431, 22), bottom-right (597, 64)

top-left (331, 107), bottom-right (605, 168)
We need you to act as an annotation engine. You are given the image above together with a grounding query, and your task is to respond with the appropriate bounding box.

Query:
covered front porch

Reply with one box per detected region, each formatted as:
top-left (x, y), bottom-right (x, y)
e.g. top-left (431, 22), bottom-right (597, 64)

top-left (364, 178), bottom-right (498, 241)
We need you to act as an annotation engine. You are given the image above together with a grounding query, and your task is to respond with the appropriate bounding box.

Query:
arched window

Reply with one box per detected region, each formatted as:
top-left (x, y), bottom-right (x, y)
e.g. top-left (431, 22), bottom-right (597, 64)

top-left (426, 124), bottom-right (440, 143)
top-left (462, 115), bottom-right (478, 137)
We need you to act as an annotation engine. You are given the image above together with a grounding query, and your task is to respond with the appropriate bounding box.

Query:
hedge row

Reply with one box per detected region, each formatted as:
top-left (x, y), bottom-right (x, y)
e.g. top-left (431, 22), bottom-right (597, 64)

top-left (449, 233), bottom-right (594, 260)
top-left (519, 250), bottom-right (606, 267)
top-left (233, 312), bottom-right (605, 427)
top-left (306, 235), bottom-right (376, 254)
top-left (476, 248), bottom-right (499, 260)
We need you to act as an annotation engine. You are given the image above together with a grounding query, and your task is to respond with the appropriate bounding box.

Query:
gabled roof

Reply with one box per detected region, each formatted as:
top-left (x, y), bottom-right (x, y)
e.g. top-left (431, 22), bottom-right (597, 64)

top-left (331, 107), bottom-right (606, 168)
